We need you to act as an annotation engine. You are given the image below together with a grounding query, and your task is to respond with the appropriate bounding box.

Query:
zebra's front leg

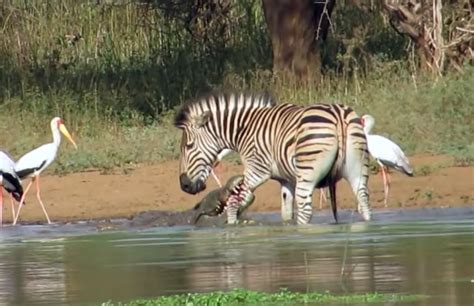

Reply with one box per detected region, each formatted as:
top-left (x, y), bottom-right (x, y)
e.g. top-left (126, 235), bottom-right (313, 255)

top-left (295, 180), bottom-right (316, 225)
top-left (226, 185), bottom-right (255, 224)
top-left (226, 199), bottom-right (240, 225)
top-left (227, 169), bottom-right (270, 224)
top-left (237, 191), bottom-right (256, 219)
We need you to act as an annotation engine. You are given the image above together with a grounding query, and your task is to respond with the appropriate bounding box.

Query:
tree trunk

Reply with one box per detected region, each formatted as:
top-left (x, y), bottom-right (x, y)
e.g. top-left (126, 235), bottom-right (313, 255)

top-left (262, 0), bottom-right (335, 83)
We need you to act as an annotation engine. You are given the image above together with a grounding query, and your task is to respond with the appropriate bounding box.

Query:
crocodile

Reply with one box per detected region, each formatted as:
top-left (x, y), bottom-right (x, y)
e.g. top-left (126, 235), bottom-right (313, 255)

top-left (193, 175), bottom-right (255, 224)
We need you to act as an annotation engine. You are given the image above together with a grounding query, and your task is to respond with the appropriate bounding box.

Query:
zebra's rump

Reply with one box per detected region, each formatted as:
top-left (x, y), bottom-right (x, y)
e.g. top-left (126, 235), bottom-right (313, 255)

top-left (262, 102), bottom-right (366, 185)
top-left (294, 103), bottom-right (366, 181)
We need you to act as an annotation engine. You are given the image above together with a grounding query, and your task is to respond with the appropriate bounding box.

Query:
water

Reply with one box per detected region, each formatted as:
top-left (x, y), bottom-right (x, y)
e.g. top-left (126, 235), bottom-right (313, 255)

top-left (0, 208), bottom-right (473, 306)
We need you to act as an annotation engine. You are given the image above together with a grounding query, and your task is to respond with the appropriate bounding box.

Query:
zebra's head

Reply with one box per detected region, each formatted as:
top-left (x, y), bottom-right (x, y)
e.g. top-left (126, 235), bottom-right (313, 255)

top-left (174, 91), bottom-right (276, 194)
top-left (174, 108), bottom-right (222, 194)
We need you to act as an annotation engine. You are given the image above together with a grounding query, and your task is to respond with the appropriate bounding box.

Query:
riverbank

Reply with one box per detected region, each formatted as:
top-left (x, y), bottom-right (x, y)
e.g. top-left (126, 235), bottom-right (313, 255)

top-left (4, 154), bottom-right (472, 225)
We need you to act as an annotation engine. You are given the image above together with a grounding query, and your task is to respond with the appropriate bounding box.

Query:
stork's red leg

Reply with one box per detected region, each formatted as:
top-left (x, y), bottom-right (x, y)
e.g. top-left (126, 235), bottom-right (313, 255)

top-left (13, 179), bottom-right (34, 225)
top-left (381, 166), bottom-right (390, 207)
top-left (35, 175), bottom-right (52, 224)
top-left (385, 170), bottom-right (391, 207)
top-left (377, 161), bottom-right (389, 206)
top-left (319, 188), bottom-right (327, 209)
top-left (10, 195), bottom-right (15, 223)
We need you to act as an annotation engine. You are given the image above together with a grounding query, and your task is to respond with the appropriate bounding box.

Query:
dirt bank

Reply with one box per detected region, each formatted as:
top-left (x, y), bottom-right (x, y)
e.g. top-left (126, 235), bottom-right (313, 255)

top-left (3, 154), bottom-right (473, 225)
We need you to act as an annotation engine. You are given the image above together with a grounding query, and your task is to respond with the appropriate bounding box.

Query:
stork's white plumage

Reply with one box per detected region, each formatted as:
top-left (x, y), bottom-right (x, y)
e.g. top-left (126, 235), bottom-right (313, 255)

top-left (361, 114), bottom-right (413, 206)
top-left (0, 150), bottom-right (24, 226)
top-left (13, 117), bottom-right (77, 225)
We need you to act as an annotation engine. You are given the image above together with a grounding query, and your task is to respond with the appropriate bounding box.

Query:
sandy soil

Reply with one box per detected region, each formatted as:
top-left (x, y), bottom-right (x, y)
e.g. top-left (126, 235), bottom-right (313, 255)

top-left (2, 154), bottom-right (473, 225)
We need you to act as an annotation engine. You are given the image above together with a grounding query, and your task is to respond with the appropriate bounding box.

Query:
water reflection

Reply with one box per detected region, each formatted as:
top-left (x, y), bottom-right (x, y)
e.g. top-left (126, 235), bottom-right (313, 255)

top-left (0, 241), bottom-right (66, 305)
top-left (0, 218), bottom-right (472, 305)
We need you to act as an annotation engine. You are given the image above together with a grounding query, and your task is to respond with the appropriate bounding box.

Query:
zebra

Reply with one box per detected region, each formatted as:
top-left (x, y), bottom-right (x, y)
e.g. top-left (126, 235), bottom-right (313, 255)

top-left (174, 91), bottom-right (371, 225)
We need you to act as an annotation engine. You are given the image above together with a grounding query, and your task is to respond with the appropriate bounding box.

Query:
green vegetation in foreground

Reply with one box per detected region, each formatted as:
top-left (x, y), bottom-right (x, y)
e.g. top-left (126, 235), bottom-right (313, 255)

top-left (1, 1), bottom-right (473, 174)
top-left (101, 288), bottom-right (426, 305)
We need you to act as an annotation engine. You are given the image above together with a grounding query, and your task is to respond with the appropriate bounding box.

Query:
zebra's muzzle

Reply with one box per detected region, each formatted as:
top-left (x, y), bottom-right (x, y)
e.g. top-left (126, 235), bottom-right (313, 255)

top-left (179, 173), bottom-right (206, 194)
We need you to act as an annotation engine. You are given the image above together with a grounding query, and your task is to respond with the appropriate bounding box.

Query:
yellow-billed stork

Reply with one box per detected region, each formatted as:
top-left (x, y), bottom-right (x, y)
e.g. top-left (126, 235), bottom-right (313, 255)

top-left (361, 114), bottom-right (413, 206)
top-left (13, 117), bottom-right (77, 225)
top-left (0, 150), bottom-right (24, 226)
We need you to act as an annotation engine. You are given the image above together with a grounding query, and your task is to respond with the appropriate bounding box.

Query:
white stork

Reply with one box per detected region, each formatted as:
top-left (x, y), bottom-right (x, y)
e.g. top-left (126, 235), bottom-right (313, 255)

top-left (0, 150), bottom-right (24, 226)
top-left (361, 114), bottom-right (413, 206)
top-left (13, 117), bottom-right (77, 225)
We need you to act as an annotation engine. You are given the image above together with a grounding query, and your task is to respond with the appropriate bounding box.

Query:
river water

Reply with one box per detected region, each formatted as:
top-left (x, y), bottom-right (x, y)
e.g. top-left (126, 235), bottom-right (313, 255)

top-left (0, 207), bottom-right (472, 306)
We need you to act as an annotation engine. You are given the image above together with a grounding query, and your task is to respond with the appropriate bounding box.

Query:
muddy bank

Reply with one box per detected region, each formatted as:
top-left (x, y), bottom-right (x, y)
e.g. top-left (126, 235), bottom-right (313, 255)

top-left (97, 205), bottom-right (474, 230)
top-left (2, 154), bottom-right (473, 226)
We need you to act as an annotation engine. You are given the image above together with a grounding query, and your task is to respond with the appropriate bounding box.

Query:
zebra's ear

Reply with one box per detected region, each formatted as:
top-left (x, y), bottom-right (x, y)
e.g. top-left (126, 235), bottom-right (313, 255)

top-left (194, 111), bottom-right (212, 127)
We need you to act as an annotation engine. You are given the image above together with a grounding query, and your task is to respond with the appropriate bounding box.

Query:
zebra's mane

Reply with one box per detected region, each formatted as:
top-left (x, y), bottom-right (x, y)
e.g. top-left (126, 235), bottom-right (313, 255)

top-left (174, 91), bottom-right (276, 128)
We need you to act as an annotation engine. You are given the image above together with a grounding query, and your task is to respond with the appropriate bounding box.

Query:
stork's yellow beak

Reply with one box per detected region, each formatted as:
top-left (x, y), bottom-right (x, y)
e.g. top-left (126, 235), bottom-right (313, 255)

top-left (59, 124), bottom-right (78, 149)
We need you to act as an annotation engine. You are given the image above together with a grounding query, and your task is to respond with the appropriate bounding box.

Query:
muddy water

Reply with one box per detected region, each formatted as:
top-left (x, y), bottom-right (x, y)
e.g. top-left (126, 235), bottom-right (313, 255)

top-left (0, 208), bottom-right (473, 306)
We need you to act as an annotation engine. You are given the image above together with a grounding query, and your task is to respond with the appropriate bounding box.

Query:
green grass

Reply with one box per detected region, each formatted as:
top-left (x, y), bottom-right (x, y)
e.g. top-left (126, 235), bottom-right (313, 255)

top-left (451, 143), bottom-right (474, 167)
top-left (0, 98), bottom-right (181, 174)
top-left (1, 66), bottom-right (471, 175)
top-left (101, 288), bottom-right (426, 305)
top-left (268, 66), bottom-right (474, 161)
top-left (1, 1), bottom-right (472, 174)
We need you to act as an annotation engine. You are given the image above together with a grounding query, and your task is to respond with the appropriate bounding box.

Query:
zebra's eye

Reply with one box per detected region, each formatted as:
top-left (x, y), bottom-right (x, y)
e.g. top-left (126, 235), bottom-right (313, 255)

top-left (186, 142), bottom-right (194, 149)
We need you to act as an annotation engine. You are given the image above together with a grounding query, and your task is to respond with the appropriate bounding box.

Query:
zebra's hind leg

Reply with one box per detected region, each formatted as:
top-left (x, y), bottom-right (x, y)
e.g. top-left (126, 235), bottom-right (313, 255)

top-left (345, 155), bottom-right (371, 221)
top-left (294, 179), bottom-right (316, 225)
top-left (294, 150), bottom-right (338, 224)
top-left (280, 181), bottom-right (294, 221)
top-left (352, 176), bottom-right (371, 221)
top-left (294, 162), bottom-right (335, 225)
top-left (343, 119), bottom-right (372, 221)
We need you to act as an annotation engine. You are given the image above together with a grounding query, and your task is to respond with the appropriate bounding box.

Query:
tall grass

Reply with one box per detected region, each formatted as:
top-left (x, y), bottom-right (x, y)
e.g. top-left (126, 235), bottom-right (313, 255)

top-left (0, 0), bottom-right (472, 173)
top-left (223, 65), bottom-right (474, 160)
top-left (1, 0), bottom-right (269, 115)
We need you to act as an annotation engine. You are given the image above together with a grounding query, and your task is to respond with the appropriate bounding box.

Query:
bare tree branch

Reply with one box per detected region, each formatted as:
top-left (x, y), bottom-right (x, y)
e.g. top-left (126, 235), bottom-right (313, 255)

top-left (382, 0), bottom-right (473, 75)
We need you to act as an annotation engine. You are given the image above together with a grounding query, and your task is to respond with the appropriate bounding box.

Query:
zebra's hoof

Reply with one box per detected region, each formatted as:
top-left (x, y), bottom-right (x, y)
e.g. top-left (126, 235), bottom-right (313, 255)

top-left (241, 219), bottom-right (255, 225)
top-left (226, 219), bottom-right (255, 225)
top-left (361, 211), bottom-right (371, 221)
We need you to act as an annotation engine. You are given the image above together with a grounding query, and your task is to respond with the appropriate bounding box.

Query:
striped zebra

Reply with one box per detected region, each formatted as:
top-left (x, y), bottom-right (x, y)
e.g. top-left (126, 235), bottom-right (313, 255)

top-left (174, 92), bottom-right (371, 225)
